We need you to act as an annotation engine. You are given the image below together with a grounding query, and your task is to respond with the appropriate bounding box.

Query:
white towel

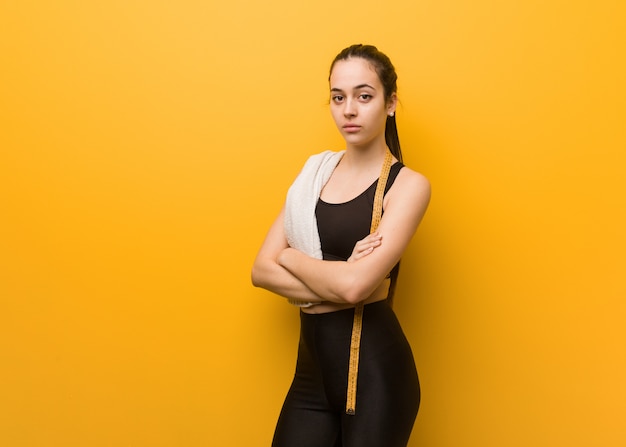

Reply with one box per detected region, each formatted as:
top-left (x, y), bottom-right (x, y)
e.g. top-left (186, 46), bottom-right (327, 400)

top-left (284, 150), bottom-right (344, 259)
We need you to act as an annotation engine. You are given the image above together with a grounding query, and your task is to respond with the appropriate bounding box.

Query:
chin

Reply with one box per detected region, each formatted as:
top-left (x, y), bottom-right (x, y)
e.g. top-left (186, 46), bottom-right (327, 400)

top-left (343, 136), bottom-right (373, 147)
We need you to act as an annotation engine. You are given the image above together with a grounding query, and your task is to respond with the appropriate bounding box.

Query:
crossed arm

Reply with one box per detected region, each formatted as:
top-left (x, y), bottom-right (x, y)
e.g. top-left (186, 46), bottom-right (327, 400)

top-left (251, 169), bottom-right (430, 305)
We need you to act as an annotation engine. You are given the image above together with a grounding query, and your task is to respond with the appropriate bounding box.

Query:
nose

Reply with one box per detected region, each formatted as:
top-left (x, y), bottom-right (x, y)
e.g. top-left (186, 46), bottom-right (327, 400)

top-left (343, 98), bottom-right (357, 118)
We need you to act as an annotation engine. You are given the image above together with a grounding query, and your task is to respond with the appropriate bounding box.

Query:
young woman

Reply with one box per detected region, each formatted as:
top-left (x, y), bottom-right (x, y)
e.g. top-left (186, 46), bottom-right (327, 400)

top-left (252, 44), bottom-right (431, 447)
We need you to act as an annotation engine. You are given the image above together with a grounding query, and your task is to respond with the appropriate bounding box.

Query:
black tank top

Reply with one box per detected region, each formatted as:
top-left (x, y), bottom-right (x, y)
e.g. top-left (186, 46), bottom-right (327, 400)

top-left (316, 162), bottom-right (404, 261)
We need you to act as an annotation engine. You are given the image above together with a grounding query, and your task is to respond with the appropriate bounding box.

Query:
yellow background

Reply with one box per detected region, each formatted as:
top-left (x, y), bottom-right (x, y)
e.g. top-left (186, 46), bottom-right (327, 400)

top-left (1, 1), bottom-right (624, 446)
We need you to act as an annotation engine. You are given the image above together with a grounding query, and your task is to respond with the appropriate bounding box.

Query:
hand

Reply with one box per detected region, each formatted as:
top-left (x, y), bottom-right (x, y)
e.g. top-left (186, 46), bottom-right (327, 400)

top-left (347, 232), bottom-right (382, 263)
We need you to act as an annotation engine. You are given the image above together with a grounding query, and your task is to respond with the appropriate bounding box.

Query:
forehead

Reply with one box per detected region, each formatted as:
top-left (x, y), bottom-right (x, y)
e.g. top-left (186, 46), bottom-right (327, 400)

top-left (330, 58), bottom-right (380, 89)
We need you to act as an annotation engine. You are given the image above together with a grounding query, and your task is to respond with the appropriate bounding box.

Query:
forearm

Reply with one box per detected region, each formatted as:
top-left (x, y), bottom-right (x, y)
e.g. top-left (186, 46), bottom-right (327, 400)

top-left (251, 256), bottom-right (324, 304)
top-left (277, 247), bottom-right (375, 304)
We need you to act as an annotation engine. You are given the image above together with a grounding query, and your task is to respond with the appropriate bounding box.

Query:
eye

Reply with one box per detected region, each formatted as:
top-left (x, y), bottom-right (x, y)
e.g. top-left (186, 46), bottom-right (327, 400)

top-left (359, 94), bottom-right (373, 101)
top-left (331, 95), bottom-right (344, 103)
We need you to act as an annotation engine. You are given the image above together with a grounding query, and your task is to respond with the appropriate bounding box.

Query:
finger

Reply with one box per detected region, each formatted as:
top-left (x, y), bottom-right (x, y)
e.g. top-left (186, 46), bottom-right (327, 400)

top-left (358, 247), bottom-right (375, 259)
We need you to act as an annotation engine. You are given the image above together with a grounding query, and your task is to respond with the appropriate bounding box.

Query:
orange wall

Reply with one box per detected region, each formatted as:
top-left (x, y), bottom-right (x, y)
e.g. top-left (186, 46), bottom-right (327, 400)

top-left (1, 1), bottom-right (624, 446)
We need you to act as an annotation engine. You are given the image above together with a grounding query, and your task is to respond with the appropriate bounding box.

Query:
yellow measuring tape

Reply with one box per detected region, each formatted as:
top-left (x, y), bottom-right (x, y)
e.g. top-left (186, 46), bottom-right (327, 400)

top-left (345, 149), bottom-right (393, 415)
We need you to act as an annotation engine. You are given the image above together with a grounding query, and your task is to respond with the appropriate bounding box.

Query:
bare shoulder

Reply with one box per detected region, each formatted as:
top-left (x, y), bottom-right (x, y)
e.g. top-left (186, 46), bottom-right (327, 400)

top-left (379, 164), bottom-right (430, 244)
top-left (393, 165), bottom-right (431, 203)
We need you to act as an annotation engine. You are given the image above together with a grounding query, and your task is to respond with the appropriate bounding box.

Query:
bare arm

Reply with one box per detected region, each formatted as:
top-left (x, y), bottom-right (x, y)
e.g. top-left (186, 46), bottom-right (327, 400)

top-left (277, 169), bottom-right (431, 304)
top-left (251, 206), bottom-right (324, 303)
top-left (251, 206), bottom-right (384, 304)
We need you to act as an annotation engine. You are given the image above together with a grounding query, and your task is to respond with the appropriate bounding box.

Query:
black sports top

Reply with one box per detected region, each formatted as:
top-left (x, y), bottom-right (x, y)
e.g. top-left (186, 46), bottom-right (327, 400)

top-left (316, 162), bottom-right (404, 261)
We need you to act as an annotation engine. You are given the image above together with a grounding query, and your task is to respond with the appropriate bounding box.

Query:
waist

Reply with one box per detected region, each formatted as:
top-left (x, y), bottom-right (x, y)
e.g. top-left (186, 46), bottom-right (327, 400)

top-left (300, 298), bottom-right (391, 322)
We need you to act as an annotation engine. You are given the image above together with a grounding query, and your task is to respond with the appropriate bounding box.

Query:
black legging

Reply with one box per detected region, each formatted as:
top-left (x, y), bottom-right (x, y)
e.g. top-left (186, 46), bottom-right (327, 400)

top-left (272, 300), bottom-right (420, 447)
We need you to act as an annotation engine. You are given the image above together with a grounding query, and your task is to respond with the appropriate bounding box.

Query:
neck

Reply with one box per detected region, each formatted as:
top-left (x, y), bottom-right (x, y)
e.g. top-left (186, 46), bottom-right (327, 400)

top-left (342, 141), bottom-right (389, 169)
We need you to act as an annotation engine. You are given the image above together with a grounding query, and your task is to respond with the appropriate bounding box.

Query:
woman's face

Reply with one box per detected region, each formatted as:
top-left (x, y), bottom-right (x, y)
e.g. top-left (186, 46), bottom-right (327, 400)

top-left (329, 57), bottom-right (396, 149)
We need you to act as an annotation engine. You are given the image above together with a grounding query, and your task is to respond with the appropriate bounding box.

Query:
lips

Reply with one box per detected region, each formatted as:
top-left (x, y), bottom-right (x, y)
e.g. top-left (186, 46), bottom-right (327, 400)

top-left (343, 124), bottom-right (361, 132)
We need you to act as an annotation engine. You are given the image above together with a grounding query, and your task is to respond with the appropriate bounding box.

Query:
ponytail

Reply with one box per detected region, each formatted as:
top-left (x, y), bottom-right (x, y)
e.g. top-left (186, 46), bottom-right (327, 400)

top-left (385, 114), bottom-right (402, 163)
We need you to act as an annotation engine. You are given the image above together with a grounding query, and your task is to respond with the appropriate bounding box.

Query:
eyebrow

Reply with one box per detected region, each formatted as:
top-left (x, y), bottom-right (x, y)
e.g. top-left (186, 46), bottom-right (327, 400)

top-left (330, 84), bottom-right (376, 92)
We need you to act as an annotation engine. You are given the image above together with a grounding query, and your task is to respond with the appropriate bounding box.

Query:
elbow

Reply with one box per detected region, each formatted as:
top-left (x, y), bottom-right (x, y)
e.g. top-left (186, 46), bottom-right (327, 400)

top-left (251, 271), bottom-right (260, 288)
top-left (338, 276), bottom-right (371, 305)
top-left (342, 292), bottom-right (362, 305)
top-left (250, 264), bottom-right (265, 289)
top-left (342, 290), bottom-right (369, 305)
top-left (337, 267), bottom-right (389, 304)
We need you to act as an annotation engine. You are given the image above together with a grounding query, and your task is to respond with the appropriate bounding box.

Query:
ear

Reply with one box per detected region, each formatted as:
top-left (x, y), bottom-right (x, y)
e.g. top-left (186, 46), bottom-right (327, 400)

top-left (386, 93), bottom-right (398, 116)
